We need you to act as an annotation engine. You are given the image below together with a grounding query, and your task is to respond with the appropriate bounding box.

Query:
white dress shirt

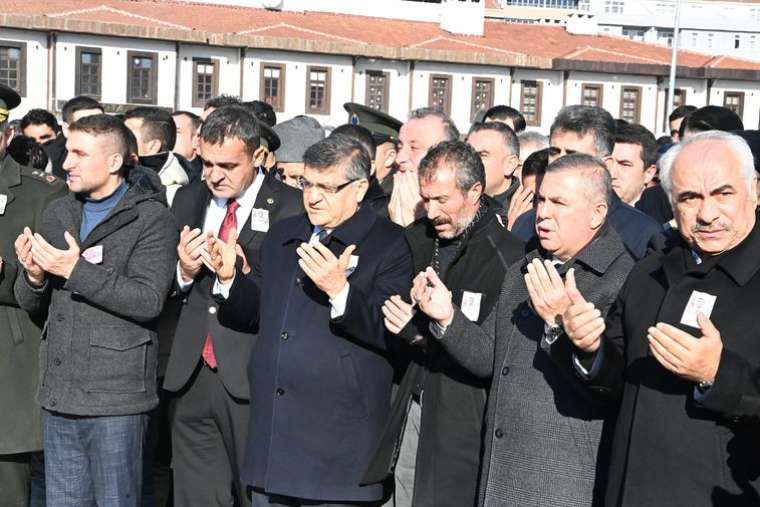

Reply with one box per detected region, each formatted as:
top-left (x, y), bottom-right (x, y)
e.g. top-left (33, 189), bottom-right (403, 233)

top-left (177, 169), bottom-right (265, 291)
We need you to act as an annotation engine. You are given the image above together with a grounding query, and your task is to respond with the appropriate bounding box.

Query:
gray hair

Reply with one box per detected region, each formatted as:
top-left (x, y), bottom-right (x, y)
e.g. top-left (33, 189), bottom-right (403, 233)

top-left (550, 105), bottom-right (616, 158)
top-left (545, 153), bottom-right (613, 207)
top-left (303, 133), bottom-right (371, 182)
top-left (408, 107), bottom-right (460, 142)
top-left (658, 130), bottom-right (756, 203)
top-left (518, 130), bottom-right (549, 153)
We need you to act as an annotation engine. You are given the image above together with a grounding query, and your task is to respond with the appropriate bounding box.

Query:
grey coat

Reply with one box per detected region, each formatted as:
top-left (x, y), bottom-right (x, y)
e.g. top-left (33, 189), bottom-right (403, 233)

top-left (439, 226), bottom-right (634, 507)
top-left (14, 166), bottom-right (178, 416)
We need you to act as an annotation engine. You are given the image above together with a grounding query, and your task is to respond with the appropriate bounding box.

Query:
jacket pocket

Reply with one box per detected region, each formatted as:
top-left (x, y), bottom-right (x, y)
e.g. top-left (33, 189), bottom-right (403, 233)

top-left (338, 352), bottom-right (368, 420)
top-left (86, 326), bottom-right (152, 393)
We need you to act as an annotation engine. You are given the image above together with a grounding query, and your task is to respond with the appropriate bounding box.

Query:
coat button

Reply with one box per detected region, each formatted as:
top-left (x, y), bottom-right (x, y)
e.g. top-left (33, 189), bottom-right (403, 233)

top-left (495, 428), bottom-right (504, 439)
top-left (276, 388), bottom-right (285, 396)
top-left (520, 309), bottom-right (530, 317)
top-left (296, 277), bottom-right (302, 286)
top-left (54, 357), bottom-right (62, 366)
top-left (56, 313), bottom-right (64, 322)
top-left (208, 307), bottom-right (217, 315)
top-left (501, 366), bottom-right (510, 376)
top-left (50, 399), bottom-right (57, 407)
top-left (281, 332), bottom-right (288, 341)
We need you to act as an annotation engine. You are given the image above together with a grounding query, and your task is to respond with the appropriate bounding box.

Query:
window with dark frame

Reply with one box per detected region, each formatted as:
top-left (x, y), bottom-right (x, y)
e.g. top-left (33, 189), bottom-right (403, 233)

top-left (429, 74), bottom-right (452, 115)
top-left (0, 40), bottom-right (26, 96)
top-left (260, 63), bottom-right (285, 112)
top-left (365, 70), bottom-right (389, 113)
top-left (471, 78), bottom-right (495, 121)
top-left (127, 51), bottom-right (158, 105)
top-left (76, 47), bottom-right (102, 99)
top-left (724, 91), bottom-right (745, 118)
top-left (306, 66), bottom-right (331, 115)
top-left (581, 84), bottom-right (603, 108)
top-left (672, 88), bottom-right (687, 108)
top-left (520, 80), bottom-right (542, 127)
top-left (620, 86), bottom-right (641, 123)
top-left (192, 58), bottom-right (219, 108)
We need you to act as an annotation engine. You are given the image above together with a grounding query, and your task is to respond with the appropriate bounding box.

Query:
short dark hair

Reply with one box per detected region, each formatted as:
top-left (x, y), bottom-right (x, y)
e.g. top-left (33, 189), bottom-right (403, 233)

top-left (418, 140), bottom-right (485, 194)
top-left (172, 110), bottom-right (202, 132)
top-left (303, 134), bottom-right (371, 182)
top-left (244, 100), bottom-right (277, 127)
top-left (614, 122), bottom-right (658, 168)
top-left (679, 105), bottom-right (744, 137)
top-left (408, 107), bottom-right (460, 142)
top-left (7, 135), bottom-right (49, 170)
top-left (61, 96), bottom-right (103, 124)
top-left (330, 124), bottom-right (376, 160)
top-left (545, 153), bottom-right (613, 207)
top-left (204, 94), bottom-right (241, 111)
top-left (467, 121), bottom-right (520, 159)
top-left (521, 147), bottom-right (550, 180)
top-left (668, 105), bottom-right (697, 123)
top-left (20, 109), bottom-right (60, 134)
top-left (550, 105), bottom-right (616, 158)
top-left (124, 107), bottom-right (177, 152)
top-left (483, 105), bottom-right (527, 133)
top-left (68, 114), bottom-right (132, 161)
top-left (200, 105), bottom-right (261, 157)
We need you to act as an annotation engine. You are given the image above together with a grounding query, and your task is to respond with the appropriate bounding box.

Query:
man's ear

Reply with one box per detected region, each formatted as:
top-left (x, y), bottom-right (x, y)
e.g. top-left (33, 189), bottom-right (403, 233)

top-left (643, 164), bottom-right (657, 186)
top-left (145, 138), bottom-right (163, 156)
top-left (107, 153), bottom-right (125, 175)
top-left (384, 148), bottom-right (397, 169)
top-left (590, 200), bottom-right (608, 230)
top-left (355, 178), bottom-right (369, 203)
top-left (62, 122), bottom-right (71, 139)
top-left (468, 182), bottom-right (483, 206)
top-left (602, 156), bottom-right (614, 172)
top-left (252, 146), bottom-right (267, 167)
top-left (505, 154), bottom-right (520, 178)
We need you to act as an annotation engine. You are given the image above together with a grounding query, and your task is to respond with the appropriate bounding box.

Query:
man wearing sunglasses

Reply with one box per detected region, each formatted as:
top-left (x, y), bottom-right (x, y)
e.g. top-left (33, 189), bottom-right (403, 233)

top-left (210, 133), bottom-right (413, 507)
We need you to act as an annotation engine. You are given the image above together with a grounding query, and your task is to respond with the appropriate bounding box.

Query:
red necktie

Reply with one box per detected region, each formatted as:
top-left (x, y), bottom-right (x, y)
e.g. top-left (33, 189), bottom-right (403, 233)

top-left (202, 199), bottom-right (240, 369)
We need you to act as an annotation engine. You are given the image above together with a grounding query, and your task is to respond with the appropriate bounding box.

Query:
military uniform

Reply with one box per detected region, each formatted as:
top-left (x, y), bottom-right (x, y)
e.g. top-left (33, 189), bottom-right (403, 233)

top-left (0, 155), bottom-right (67, 505)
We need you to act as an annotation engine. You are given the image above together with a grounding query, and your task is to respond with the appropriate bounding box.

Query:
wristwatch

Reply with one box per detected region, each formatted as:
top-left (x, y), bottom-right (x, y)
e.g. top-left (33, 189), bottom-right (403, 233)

top-left (544, 324), bottom-right (563, 345)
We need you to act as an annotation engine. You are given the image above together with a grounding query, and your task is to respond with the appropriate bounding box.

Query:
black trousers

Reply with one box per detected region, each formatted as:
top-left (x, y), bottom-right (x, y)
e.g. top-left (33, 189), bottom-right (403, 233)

top-left (170, 362), bottom-right (250, 507)
top-left (250, 488), bottom-right (381, 507)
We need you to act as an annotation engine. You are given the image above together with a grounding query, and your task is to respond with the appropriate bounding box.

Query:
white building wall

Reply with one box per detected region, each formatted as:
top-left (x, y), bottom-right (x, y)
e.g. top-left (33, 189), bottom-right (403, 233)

top-left (243, 49), bottom-right (353, 127)
top-left (55, 33), bottom-right (176, 109)
top-left (710, 80), bottom-right (760, 130)
top-left (0, 28), bottom-right (49, 119)
top-left (353, 58), bottom-right (411, 122)
top-left (176, 44), bottom-right (242, 113)
top-left (410, 61), bottom-right (511, 132)
top-left (510, 69), bottom-right (563, 134)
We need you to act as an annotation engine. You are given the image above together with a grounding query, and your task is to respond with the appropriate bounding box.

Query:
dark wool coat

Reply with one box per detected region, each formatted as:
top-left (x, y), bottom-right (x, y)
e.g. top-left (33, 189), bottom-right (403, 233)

top-left (586, 215), bottom-right (760, 507)
top-left (440, 226), bottom-right (634, 507)
top-left (14, 166), bottom-right (178, 416)
top-left (363, 199), bottom-right (524, 507)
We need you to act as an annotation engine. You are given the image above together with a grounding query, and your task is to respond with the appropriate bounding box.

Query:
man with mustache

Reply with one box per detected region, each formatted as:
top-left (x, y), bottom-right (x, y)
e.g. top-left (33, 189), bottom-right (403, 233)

top-left (563, 131), bottom-right (760, 506)
top-left (365, 141), bottom-right (523, 507)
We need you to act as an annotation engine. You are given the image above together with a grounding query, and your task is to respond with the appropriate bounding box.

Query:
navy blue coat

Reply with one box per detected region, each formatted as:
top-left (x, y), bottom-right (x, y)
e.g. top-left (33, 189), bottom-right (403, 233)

top-left (217, 204), bottom-right (413, 502)
top-left (512, 193), bottom-right (663, 260)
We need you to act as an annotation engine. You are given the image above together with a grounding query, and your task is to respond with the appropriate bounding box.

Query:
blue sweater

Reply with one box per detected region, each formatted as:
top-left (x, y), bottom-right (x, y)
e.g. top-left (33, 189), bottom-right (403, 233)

top-left (80, 181), bottom-right (129, 241)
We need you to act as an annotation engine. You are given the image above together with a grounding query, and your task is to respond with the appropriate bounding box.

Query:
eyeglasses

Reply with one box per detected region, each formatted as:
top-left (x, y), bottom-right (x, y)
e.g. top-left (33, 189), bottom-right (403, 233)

top-left (298, 177), bottom-right (358, 196)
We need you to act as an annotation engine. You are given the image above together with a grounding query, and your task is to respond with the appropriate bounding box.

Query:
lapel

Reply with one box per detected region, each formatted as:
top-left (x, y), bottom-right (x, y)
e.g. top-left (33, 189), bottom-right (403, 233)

top-left (189, 183), bottom-right (213, 231)
top-left (238, 172), bottom-right (280, 247)
top-left (0, 156), bottom-right (22, 209)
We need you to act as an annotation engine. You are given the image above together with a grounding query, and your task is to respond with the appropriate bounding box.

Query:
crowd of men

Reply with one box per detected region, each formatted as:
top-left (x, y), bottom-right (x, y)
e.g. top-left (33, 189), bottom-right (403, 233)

top-left (1, 77), bottom-right (760, 507)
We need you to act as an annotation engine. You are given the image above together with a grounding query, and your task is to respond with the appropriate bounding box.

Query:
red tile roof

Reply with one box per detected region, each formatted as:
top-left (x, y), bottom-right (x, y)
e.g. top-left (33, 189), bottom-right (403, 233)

top-left (2, 0), bottom-right (759, 73)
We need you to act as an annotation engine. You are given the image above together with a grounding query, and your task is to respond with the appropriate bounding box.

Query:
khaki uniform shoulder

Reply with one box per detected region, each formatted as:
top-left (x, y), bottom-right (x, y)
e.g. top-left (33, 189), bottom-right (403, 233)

top-left (22, 168), bottom-right (67, 190)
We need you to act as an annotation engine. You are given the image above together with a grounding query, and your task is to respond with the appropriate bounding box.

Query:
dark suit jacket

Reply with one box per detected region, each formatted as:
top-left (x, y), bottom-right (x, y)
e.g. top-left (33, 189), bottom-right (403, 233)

top-left (161, 173), bottom-right (303, 398)
top-left (218, 204), bottom-right (413, 502)
top-left (585, 215), bottom-right (760, 507)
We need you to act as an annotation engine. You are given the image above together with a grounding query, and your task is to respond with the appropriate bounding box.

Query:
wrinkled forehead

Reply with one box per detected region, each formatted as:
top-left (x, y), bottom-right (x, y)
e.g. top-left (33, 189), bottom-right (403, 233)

top-left (672, 140), bottom-right (745, 190)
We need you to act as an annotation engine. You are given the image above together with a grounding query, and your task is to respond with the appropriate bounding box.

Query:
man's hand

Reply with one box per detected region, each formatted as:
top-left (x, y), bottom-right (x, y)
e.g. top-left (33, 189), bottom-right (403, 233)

top-left (177, 226), bottom-right (208, 282)
top-left (525, 259), bottom-right (571, 326)
top-left (297, 242), bottom-right (356, 299)
top-left (15, 228), bottom-right (45, 286)
top-left (507, 185), bottom-right (534, 230)
top-left (410, 267), bottom-right (454, 326)
top-left (648, 313), bottom-right (723, 383)
top-left (208, 228), bottom-right (238, 284)
top-left (382, 295), bottom-right (416, 335)
top-left (561, 269), bottom-right (604, 353)
top-left (29, 230), bottom-right (80, 280)
top-left (388, 171), bottom-right (424, 227)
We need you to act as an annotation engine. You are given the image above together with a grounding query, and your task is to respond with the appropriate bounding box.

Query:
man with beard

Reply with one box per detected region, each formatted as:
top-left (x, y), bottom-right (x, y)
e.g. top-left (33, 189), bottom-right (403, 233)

top-left (413, 153), bottom-right (634, 506)
top-left (365, 140), bottom-right (523, 507)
